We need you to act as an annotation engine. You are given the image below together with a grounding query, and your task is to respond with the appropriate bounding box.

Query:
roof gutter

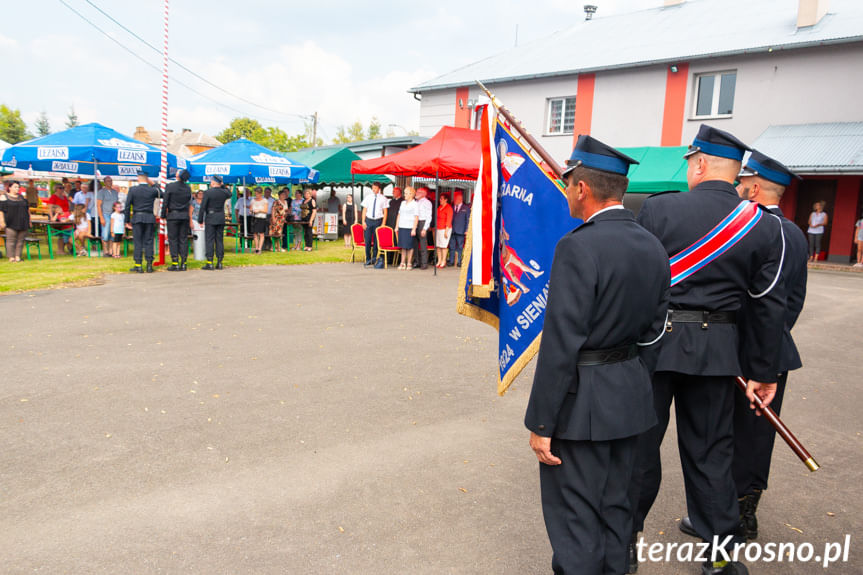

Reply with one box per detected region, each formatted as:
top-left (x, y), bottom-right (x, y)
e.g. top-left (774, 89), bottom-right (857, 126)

top-left (796, 167), bottom-right (863, 174)
top-left (408, 36), bottom-right (863, 93)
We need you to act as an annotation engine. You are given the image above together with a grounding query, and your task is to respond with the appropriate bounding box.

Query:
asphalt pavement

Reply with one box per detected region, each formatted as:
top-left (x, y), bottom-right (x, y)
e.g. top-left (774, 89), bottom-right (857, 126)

top-left (0, 264), bottom-right (859, 574)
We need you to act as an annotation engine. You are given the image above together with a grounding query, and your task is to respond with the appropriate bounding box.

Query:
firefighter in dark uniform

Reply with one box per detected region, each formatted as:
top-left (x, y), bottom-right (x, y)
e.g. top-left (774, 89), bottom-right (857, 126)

top-left (678, 151), bottom-right (808, 542)
top-left (124, 169), bottom-right (159, 273)
top-left (525, 136), bottom-right (670, 575)
top-left (630, 126), bottom-right (786, 575)
top-left (197, 174), bottom-right (231, 270)
top-left (160, 169), bottom-right (193, 271)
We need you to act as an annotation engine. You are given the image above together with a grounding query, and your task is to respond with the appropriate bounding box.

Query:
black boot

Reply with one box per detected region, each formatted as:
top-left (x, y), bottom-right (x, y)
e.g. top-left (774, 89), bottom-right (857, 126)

top-left (215, 260), bottom-right (224, 270)
top-left (202, 261), bottom-right (214, 270)
top-left (168, 261), bottom-right (179, 271)
top-left (679, 515), bottom-right (698, 538)
top-left (626, 533), bottom-right (639, 574)
top-left (129, 263), bottom-right (144, 273)
top-left (146, 260), bottom-right (154, 273)
top-left (702, 561), bottom-right (749, 575)
top-left (180, 259), bottom-right (187, 271)
top-left (739, 491), bottom-right (761, 540)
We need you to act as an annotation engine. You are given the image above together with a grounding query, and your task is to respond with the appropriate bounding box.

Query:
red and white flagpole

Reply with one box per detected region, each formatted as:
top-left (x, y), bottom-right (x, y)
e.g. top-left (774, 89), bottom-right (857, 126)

top-left (156, 0), bottom-right (170, 266)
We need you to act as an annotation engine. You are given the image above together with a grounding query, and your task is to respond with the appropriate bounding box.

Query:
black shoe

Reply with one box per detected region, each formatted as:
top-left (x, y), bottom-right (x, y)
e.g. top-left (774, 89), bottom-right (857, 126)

top-left (679, 516), bottom-right (698, 538)
top-left (180, 261), bottom-right (187, 271)
top-left (626, 534), bottom-right (639, 574)
top-left (168, 263), bottom-right (179, 271)
top-left (446, 261), bottom-right (455, 267)
top-left (146, 261), bottom-right (154, 273)
top-left (739, 492), bottom-right (761, 540)
top-left (702, 561), bottom-right (749, 575)
top-left (215, 261), bottom-right (224, 270)
top-left (202, 263), bottom-right (214, 270)
top-left (129, 265), bottom-right (143, 274)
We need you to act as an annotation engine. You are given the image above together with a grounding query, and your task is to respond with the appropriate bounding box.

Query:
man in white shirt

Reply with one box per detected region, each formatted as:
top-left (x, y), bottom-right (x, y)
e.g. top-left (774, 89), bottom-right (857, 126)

top-left (361, 182), bottom-right (386, 266)
top-left (415, 187), bottom-right (433, 269)
top-left (235, 189), bottom-right (251, 236)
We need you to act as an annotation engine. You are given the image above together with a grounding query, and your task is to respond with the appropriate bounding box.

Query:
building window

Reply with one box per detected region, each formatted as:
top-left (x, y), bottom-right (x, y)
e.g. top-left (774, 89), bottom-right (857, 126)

top-left (693, 71), bottom-right (736, 118)
top-left (546, 97), bottom-right (576, 135)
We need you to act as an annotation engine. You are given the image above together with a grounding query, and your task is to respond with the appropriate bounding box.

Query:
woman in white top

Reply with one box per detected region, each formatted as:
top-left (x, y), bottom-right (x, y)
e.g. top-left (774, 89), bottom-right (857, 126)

top-left (250, 186), bottom-right (269, 254)
top-left (395, 187), bottom-right (419, 270)
top-left (807, 201), bottom-right (828, 262)
top-left (854, 212), bottom-right (863, 267)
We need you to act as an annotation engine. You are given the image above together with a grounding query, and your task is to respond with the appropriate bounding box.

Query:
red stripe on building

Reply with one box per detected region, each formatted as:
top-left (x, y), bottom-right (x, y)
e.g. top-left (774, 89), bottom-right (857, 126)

top-left (661, 63), bottom-right (689, 146)
top-left (454, 87), bottom-right (471, 129)
top-left (572, 73), bottom-right (595, 143)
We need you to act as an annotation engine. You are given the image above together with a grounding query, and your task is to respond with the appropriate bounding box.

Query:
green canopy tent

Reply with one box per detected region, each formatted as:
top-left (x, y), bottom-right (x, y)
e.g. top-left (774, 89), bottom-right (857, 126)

top-left (619, 146), bottom-right (689, 194)
top-left (284, 147), bottom-right (391, 187)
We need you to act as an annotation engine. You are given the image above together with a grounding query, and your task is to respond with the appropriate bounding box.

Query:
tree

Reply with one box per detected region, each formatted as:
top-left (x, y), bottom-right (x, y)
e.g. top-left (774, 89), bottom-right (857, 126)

top-left (367, 116), bottom-right (382, 140)
top-left (34, 111), bottom-right (51, 137)
top-left (66, 106), bottom-right (79, 129)
top-left (332, 120), bottom-right (366, 144)
top-left (0, 104), bottom-right (32, 144)
top-left (216, 117), bottom-right (263, 144)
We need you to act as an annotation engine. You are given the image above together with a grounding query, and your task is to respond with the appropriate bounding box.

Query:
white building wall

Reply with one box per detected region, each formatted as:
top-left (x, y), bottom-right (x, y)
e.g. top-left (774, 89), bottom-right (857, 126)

top-left (682, 43), bottom-right (863, 145)
top-left (415, 42), bottom-right (863, 157)
top-left (591, 66), bottom-right (667, 147)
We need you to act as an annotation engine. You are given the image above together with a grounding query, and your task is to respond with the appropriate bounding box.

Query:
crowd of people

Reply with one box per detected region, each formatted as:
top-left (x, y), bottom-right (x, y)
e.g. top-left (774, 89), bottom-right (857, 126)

top-left (0, 174), bottom-right (474, 270)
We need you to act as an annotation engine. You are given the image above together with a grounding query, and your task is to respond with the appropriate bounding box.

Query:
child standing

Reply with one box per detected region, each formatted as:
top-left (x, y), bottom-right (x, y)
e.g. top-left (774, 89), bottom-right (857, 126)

top-left (73, 203), bottom-right (90, 256)
top-left (110, 201), bottom-right (125, 258)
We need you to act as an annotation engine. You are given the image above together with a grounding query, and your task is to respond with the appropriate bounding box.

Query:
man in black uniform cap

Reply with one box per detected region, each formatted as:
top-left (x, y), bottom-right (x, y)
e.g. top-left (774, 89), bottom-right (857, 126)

top-left (197, 174), bottom-right (231, 270)
top-left (160, 169), bottom-right (193, 271)
top-left (678, 151), bottom-right (808, 542)
top-left (124, 170), bottom-right (159, 273)
top-left (525, 135), bottom-right (670, 575)
top-left (629, 126), bottom-right (786, 575)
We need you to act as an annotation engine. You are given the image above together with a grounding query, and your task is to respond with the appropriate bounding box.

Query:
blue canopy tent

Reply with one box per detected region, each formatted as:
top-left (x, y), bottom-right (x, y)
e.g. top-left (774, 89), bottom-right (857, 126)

top-left (1, 123), bottom-right (184, 246)
top-left (0, 122), bottom-right (184, 179)
top-left (186, 138), bottom-right (318, 240)
top-left (186, 138), bottom-right (318, 185)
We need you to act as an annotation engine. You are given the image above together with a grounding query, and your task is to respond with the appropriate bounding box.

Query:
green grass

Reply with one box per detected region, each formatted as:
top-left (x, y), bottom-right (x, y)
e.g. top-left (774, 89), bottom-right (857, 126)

top-left (0, 240), bottom-right (357, 293)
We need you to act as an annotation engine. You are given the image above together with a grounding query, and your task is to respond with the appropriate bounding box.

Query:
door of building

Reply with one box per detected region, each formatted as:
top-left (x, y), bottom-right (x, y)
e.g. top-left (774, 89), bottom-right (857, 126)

top-left (795, 179), bottom-right (836, 259)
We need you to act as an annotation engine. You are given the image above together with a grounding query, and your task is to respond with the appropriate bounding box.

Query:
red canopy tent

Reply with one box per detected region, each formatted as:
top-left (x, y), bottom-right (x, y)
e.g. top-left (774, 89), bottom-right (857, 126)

top-left (350, 126), bottom-right (480, 180)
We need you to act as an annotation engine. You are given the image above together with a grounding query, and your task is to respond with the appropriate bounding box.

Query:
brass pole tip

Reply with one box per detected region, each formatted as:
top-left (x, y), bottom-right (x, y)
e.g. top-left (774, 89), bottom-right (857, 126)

top-left (804, 457), bottom-right (820, 472)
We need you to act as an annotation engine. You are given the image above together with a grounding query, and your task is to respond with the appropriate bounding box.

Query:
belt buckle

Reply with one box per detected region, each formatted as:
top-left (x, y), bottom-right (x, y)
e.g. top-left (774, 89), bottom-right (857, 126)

top-left (665, 309), bottom-right (673, 333)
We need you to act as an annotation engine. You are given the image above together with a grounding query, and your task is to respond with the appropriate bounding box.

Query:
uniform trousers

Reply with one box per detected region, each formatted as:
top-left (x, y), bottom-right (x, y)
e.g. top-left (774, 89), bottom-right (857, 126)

top-left (542, 435), bottom-right (638, 575)
top-left (167, 219), bottom-right (189, 263)
top-left (630, 372), bottom-right (742, 546)
top-left (132, 222), bottom-right (155, 263)
top-left (205, 223), bottom-right (225, 262)
top-left (733, 371), bottom-right (787, 497)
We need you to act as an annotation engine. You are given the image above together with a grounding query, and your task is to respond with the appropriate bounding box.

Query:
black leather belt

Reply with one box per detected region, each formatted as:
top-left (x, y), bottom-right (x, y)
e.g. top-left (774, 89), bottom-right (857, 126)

top-left (577, 344), bottom-right (637, 366)
top-left (666, 309), bottom-right (736, 332)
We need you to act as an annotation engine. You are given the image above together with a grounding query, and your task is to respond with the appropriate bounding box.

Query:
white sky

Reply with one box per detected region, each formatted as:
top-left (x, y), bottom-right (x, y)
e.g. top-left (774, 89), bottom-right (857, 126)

top-left (0, 0), bottom-right (658, 142)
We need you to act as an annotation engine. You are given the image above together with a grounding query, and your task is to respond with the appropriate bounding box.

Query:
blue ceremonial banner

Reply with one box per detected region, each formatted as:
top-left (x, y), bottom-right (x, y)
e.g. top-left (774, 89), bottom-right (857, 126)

top-left (458, 114), bottom-right (580, 395)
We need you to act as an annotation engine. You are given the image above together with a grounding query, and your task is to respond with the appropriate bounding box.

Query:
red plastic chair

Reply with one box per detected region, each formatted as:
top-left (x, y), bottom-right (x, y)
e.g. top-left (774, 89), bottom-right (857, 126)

top-left (350, 223), bottom-right (365, 263)
top-left (375, 225), bottom-right (401, 269)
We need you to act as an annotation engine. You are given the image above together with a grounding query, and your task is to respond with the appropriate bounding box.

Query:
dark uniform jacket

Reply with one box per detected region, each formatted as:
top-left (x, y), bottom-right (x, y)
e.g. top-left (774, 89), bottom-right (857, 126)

top-left (525, 208), bottom-right (670, 442)
top-left (637, 181), bottom-right (786, 382)
top-left (160, 181), bottom-right (192, 220)
top-left (739, 206), bottom-right (808, 374)
top-left (124, 184), bottom-right (159, 224)
top-left (452, 203), bottom-right (470, 234)
top-left (197, 186), bottom-right (232, 225)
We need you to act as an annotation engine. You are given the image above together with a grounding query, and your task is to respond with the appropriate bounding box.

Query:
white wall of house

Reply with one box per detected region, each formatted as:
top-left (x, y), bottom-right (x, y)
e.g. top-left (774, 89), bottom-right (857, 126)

top-left (592, 65), bottom-right (666, 147)
top-left (415, 42), bottom-right (863, 154)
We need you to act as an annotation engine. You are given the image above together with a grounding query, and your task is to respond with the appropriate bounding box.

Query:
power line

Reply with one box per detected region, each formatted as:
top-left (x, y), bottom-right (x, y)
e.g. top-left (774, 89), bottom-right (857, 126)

top-left (57, 0), bottom-right (301, 126)
top-left (82, 0), bottom-right (310, 120)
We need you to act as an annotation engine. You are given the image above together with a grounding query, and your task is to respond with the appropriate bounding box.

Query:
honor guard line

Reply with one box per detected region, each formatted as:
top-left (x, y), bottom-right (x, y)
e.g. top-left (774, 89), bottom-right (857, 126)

top-left (472, 80), bottom-right (819, 473)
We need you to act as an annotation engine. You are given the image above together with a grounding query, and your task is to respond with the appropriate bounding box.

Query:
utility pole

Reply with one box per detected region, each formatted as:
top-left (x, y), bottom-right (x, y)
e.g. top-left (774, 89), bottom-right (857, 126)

top-left (312, 112), bottom-right (318, 148)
